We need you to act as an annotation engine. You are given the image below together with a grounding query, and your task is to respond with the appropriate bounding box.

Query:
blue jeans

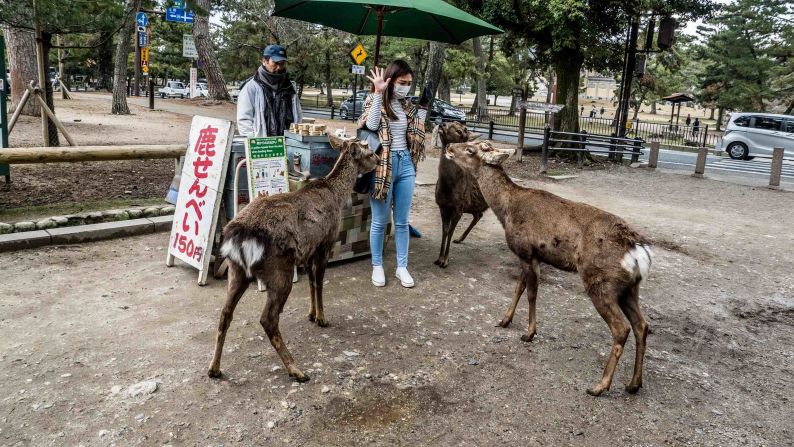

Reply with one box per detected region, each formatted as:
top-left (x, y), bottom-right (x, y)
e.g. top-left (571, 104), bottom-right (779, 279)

top-left (370, 150), bottom-right (416, 268)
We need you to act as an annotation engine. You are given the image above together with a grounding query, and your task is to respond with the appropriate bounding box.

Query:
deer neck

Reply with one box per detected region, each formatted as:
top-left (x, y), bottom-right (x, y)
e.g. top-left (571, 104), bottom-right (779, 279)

top-left (476, 164), bottom-right (519, 225)
top-left (325, 150), bottom-right (359, 197)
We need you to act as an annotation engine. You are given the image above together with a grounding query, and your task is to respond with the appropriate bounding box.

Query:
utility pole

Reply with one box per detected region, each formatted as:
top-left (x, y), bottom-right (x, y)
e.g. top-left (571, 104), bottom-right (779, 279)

top-left (616, 17), bottom-right (640, 139)
top-left (134, 25), bottom-right (141, 96)
top-left (33, 0), bottom-right (49, 146)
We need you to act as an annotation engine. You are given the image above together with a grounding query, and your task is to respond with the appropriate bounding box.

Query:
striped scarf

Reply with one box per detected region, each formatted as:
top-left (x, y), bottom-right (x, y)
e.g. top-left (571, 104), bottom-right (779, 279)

top-left (357, 94), bottom-right (426, 200)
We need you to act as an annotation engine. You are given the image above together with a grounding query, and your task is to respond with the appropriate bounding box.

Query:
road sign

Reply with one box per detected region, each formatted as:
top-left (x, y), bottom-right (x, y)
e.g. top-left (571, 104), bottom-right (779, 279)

top-left (190, 67), bottom-right (197, 98)
top-left (166, 8), bottom-right (194, 23)
top-left (141, 47), bottom-right (149, 64)
top-left (350, 43), bottom-right (367, 65)
top-left (143, 66), bottom-right (149, 74)
top-left (138, 29), bottom-right (149, 47)
top-left (351, 64), bottom-right (365, 75)
top-left (136, 12), bottom-right (148, 28)
top-left (182, 34), bottom-right (198, 58)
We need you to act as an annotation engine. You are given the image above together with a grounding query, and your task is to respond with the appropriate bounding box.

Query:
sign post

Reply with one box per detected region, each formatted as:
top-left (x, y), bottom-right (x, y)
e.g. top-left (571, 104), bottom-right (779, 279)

top-left (349, 44), bottom-right (368, 121)
top-left (0, 35), bottom-right (9, 182)
top-left (245, 136), bottom-right (289, 198)
top-left (182, 34), bottom-right (198, 58)
top-left (166, 116), bottom-right (234, 285)
top-left (190, 67), bottom-right (197, 99)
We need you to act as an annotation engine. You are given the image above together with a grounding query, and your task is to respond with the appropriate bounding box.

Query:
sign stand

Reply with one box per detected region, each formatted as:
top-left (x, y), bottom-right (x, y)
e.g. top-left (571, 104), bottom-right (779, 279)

top-left (349, 43), bottom-right (368, 121)
top-left (0, 35), bottom-right (9, 183)
top-left (166, 116), bottom-right (234, 285)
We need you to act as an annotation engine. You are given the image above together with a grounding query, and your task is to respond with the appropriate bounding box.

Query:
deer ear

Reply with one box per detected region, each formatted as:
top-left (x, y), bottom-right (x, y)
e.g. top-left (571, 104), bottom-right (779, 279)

top-left (482, 150), bottom-right (511, 166)
top-left (467, 132), bottom-right (481, 141)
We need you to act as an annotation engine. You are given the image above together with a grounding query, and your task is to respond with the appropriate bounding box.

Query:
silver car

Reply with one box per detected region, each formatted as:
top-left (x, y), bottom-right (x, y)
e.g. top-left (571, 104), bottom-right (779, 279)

top-left (717, 112), bottom-right (794, 159)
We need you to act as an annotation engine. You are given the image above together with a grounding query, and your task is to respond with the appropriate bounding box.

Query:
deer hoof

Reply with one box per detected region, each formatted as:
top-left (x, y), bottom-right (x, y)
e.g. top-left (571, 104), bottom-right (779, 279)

top-left (207, 368), bottom-right (223, 379)
top-left (497, 319), bottom-right (511, 328)
top-left (289, 371), bottom-right (310, 383)
top-left (308, 314), bottom-right (315, 322)
top-left (452, 238), bottom-right (463, 244)
top-left (625, 382), bottom-right (642, 394)
top-left (520, 333), bottom-right (535, 343)
top-left (316, 319), bottom-right (329, 328)
top-left (586, 386), bottom-right (607, 397)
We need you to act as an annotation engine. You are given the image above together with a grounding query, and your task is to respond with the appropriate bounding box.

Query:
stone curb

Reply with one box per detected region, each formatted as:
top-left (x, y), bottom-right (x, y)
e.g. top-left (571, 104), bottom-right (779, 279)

top-left (0, 216), bottom-right (175, 253)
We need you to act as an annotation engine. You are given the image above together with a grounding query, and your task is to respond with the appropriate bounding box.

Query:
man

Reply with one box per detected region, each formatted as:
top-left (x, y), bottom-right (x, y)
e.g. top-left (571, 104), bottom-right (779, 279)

top-left (237, 44), bottom-right (302, 137)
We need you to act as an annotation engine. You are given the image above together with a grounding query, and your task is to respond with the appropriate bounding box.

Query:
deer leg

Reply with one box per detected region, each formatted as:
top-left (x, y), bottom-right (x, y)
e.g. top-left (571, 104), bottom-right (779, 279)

top-left (498, 268), bottom-right (525, 328)
top-left (208, 263), bottom-right (250, 378)
top-left (306, 260), bottom-right (317, 323)
top-left (520, 259), bottom-right (540, 342)
top-left (434, 208), bottom-right (452, 267)
top-left (438, 212), bottom-right (462, 268)
top-left (453, 212), bottom-right (483, 244)
top-left (313, 250), bottom-right (330, 327)
top-left (619, 284), bottom-right (648, 394)
top-left (586, 287), bottom-right (631, 396)
top-left (259, 267), bottom-right (308, 382)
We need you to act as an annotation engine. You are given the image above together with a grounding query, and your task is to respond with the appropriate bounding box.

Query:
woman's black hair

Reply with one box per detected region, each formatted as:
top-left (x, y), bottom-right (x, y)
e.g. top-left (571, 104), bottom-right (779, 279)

top-left (382, 59), bottom-right (413, 120)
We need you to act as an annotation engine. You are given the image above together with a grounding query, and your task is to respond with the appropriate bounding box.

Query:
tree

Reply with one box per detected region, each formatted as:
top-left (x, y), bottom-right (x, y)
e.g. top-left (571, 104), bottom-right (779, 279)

top-left (2, 25), bottom-right (40, 116)
top-left (470, 36), bottom-right (487, 117)
top-left (112, 0), bottom-right (139, 114)
top-left (464, 0), bottom-right (714, 133)
top-left (422, 41), bottom-right (446, 102)
top-left (193, 0), bottom-right (229, 100)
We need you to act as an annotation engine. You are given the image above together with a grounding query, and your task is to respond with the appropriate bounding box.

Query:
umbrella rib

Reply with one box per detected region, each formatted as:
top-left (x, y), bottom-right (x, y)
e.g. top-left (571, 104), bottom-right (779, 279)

top-left (356, 5), bottom-right (373, 35)
top-left (427, 13), bottom-right (458, 44)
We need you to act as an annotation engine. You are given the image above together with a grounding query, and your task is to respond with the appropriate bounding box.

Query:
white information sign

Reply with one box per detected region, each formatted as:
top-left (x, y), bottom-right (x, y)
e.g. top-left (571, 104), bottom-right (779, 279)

top-left (182, 34), bottom-right (198, 58)
top-left (166, 116), bottom-right (233, 285)
top-left (351, 64), bottom-right (365, 75)
top-left (245, 136), bottom-right (289, 199)
top-left (190, 67), bottom-right (198, 99)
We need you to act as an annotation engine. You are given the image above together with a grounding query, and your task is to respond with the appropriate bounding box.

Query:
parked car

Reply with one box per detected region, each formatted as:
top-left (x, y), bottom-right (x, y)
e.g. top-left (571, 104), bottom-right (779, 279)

top-left (158, 80), bottom-right (189, 99)
top-left (717, 112), bottom-right (794, 159)
top-left (339, 91), bottom-right (368, 119)
top-left (192, 82), bottom-right (209, 98)
top-left (408, 96), bottom-right (466, 123)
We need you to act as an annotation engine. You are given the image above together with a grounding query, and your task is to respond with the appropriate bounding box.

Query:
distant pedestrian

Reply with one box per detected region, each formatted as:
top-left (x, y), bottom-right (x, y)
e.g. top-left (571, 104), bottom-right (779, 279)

top-left (599, 106), bottom-right (605, 117)
top-left (693, 117), bottom-right (700, 136)
top-left (589, 106), bottom-right (596, 118)
top-left (580, 105), bottom-right (584, 116)
top-left (685, 114), bottom-right (691, 127)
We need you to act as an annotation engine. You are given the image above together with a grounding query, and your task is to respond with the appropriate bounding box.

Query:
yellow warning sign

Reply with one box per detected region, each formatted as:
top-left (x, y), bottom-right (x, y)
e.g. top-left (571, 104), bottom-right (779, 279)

top-left (141, 47), bottom-right (149, 63)
top-left (350, 43), bottom-right (367, 65)
top-left (143, 65), bottom-right (149, 74)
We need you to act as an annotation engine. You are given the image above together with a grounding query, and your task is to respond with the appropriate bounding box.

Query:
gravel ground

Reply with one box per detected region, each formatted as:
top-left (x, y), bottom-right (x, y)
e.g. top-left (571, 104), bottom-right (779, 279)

top-left (1, 148), bottom-right (792, 445)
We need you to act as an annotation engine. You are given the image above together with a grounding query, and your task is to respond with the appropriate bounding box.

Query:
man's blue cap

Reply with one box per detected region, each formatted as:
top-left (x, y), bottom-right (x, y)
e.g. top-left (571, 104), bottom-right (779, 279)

top-left (263, 44), bottom-right (287, 62)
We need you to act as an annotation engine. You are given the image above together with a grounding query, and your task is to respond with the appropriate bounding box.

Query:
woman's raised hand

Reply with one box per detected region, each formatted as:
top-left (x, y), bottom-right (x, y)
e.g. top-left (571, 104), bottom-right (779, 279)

top-left (366, 67), bottom-right (390, 93)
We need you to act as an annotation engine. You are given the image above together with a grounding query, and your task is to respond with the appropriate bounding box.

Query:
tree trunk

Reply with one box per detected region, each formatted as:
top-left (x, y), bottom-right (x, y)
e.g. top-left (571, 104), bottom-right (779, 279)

top-left (509, 90), bottom-right (517, 116)
top-left (193, 0), bottom-right (229, 100)
top-left (40, 32), bottom-right (59, 146)
top-left (471, 37), bottom-right (487, 118)
top-left (97, 31), bottom-right (114, 92)
top-left (785, 100), bottom-right (794, 115)
top-left (409, 45), bottom-right (423, 96)
top-left (438, 73), bottom-right (450, 102)
top-left (324, 45), bottom-right (333, 107)
top-left (112, 0), bottom-right (140, 114)
top-left (709, 107), bottom-right (715, 119)
top-left (650, 101), bottom-right (656, 114)
top-left (716, 107), bottom-right (724, 131)
top-left (553, 51), bottom-right (583, 134)
top-left (3, 25), bottom-right (40, 117)
top-left (422, 41), bottom-right (446, 102)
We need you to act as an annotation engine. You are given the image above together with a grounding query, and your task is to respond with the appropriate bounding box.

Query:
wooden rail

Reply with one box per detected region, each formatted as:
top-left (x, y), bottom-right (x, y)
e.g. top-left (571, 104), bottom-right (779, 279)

top-left (0, 145), bottom-right (186, 164)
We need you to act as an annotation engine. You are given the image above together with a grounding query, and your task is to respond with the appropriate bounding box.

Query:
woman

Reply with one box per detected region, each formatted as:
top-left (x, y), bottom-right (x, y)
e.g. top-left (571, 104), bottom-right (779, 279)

top-left (358, 60), bottom-right (427, 288)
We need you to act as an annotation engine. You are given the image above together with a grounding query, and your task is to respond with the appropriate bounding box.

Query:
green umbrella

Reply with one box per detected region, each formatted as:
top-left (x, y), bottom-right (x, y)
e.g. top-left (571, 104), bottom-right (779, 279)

top-left (272, 0), bottom-right (503, 65)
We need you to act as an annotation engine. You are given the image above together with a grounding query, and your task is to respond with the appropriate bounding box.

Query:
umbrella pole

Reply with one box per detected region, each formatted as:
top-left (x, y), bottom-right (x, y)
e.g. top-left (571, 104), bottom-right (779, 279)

top-left (374, 6), bottom-right (384, 67)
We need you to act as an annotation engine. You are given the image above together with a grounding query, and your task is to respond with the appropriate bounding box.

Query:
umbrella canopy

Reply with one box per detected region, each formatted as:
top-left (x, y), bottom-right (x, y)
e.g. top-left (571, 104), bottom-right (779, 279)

top-left (272, 0), bottom-right (503, 64)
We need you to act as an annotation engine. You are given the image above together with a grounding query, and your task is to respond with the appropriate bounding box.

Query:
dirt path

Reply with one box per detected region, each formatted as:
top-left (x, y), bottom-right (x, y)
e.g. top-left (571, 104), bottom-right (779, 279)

top-left (1, 149), bottom-right (792, 445)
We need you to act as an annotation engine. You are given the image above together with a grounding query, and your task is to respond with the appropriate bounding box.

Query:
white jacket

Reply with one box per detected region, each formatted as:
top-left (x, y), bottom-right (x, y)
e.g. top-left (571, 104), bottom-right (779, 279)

top-left (236, 78), bottom-right (302, 137)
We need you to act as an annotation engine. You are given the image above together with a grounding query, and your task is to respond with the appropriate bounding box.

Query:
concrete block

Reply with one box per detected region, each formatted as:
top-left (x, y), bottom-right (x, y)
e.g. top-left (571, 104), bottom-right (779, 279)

top-left (0, 230), bottom-right (52, 252)
top-left (147, 215), bottom-right (175, 233)
top-left (47, 218), bottom-right (155, 245)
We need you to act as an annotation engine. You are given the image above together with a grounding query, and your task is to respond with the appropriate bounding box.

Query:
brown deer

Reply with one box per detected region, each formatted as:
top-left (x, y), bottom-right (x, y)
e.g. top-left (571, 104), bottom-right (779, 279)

top-left (445, 141), bottom-right (653, 396)
top-left (434, 121), bottom-right (486, 268)
top-left (207, 136), bottom-right (379, 382)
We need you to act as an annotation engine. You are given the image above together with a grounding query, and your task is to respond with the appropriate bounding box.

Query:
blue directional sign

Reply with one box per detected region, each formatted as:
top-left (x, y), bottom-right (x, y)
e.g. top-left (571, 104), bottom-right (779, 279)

top-left (166, 8), bottom-right (194, 23)
top-left (136, 12), bottom-right (148, 28)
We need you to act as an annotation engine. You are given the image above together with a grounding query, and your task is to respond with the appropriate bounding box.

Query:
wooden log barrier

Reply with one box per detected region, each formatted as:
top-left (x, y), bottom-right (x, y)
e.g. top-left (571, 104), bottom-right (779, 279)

top-left (0, 145), bottom-right (186, 164)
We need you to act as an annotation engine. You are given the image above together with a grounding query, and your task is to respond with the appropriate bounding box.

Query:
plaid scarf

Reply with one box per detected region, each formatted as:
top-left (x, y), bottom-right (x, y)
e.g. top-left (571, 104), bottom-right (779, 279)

top-left (357, 94), bottom-right (426, 200)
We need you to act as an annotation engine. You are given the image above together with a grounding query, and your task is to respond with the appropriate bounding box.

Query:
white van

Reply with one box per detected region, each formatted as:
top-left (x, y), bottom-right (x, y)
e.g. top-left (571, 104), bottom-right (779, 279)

top-left (717, 113), bottom-right (794, 159)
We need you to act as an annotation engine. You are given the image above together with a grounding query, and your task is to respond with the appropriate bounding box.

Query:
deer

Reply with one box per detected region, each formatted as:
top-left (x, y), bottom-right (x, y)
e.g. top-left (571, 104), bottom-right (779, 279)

top-left (444, 141), bottom-right (653, 397)
top-left (207, 136), bottom-right (379, 382)
top-left (434, 121), bottom-right (487, 268)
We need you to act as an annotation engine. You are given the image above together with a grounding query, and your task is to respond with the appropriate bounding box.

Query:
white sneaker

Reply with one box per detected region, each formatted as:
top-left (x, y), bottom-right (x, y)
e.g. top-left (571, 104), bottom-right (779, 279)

top-left (371, 266), bottom-right (386, 287)
top-left (395, 267), bottom-right (415, 288)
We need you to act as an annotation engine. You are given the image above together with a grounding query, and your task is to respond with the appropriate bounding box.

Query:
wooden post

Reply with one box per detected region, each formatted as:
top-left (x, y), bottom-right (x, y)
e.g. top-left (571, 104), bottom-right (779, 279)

top-left (578, 130), bottom-right (586, 169)
top-left (540, 125), bottom-right (550, 174)
top-left (769, 147), bottom-right (784, 189)
top-left (33, 0), bottom-right (49, 147)
top-left (648, 141), bottom-right (660, 168)
top-left (702, 123), bottom-right (709, 148)
top-left (488, 120), bottom-right (494, 140)
top-left (0, 144), bottom-right (185, 164)
top-left (631, 137), bottom-right (642, 164)
top-left (8, 86), bottom-right (32, 133)
top-left (31, 88), bottom-right (75, 146)
top-left (692, 146), bottom-right (707, 178)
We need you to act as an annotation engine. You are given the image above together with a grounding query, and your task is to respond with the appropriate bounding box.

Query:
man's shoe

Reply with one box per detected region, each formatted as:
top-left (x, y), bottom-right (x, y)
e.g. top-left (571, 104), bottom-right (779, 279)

top-left (395, 267), bottom-right (415, 288)
top-left (372, 266), bottom-right (386, 287)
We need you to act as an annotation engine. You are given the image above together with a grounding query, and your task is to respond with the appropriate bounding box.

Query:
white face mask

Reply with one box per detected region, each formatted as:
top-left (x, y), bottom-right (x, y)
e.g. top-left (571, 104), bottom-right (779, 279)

top-left (393, 84), bottom-right (410, 99)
